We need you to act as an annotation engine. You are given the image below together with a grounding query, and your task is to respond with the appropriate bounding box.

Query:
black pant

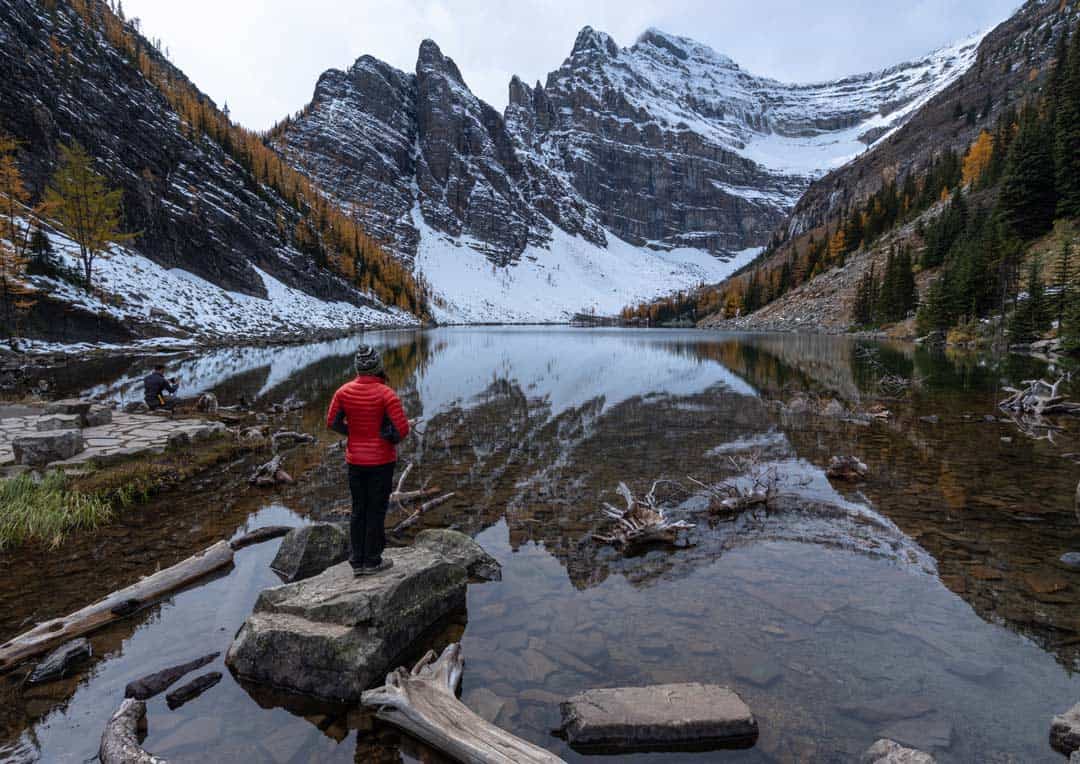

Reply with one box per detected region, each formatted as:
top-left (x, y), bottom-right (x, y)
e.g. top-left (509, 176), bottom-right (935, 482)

top-left (348, 462), bottom-right (395, 569)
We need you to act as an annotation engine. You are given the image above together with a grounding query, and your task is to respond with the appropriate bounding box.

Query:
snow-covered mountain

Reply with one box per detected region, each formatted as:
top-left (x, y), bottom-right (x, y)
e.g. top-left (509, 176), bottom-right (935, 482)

top-left (278, 25), bottom-right (982, 322)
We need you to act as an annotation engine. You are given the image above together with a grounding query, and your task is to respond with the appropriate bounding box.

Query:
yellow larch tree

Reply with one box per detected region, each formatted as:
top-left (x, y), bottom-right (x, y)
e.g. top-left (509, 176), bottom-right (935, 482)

top-left (0, 134), bottom-right (41, 337)
top-left (45, 142), bottom-right (133, 289)
top-left (962, 130), bottom-right (994, 186)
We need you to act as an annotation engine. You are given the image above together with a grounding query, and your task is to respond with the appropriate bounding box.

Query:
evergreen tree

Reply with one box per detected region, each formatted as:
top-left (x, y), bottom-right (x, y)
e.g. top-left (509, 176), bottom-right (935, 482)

top-left (1056, 238), bottom-right (1074, 324)
top-left (897, 245), bottom-right (917, 317)
top-left (998, 103), bottom-right (1057, 239)
top-left (1055, 25), bottom-right (1080, 217)
top-left (852, 265), bottom-right (878, 325)
top-left (876, 248), bottom-right (899, 321)
top-left (1008, 256), bottom-right (1051, 343)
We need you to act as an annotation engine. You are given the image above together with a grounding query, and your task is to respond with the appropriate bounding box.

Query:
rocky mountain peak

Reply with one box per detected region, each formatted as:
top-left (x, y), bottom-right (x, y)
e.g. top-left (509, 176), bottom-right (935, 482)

top-left (417, 38), bottom-right (467, 87)
top-left (570, 26), bottom-right (619, 59)
top-left (633, 28), bottom-right (737, 69)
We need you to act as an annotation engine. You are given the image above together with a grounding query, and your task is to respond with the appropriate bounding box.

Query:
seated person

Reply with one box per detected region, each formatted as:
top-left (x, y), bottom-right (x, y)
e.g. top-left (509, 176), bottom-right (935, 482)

top-left (143, 364), bottom-right (179, 411)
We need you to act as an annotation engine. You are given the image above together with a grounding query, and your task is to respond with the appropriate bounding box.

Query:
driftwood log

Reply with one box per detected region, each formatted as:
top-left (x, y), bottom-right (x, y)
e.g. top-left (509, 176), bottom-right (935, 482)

top-left (248, 454), bottom-right (294, 486)
top-left (1000, 376), bottom-right (1080, 416)
top-left (390, 493), bottom-right (457, 535)
top-left (0, 542), bottom-right (234, 672)
top-left (99, 699), bottom-right (166, 764)
top-left (271, 430), bottom-right (315, 452)
top-left (594, 482), bottom-right (693, 548)
top-left (362, 643), bottom-right (565, 764)
top-left (229, 525), bottom-right (294, 550)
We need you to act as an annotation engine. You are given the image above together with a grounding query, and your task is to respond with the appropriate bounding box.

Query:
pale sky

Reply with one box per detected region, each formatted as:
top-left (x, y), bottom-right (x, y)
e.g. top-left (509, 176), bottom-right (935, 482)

top-left (120, 0), bottom-right (1019, 130)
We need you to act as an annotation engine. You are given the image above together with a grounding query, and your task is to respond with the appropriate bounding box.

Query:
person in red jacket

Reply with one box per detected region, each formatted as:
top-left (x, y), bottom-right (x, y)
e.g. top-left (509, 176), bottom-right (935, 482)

top-left (326, 345), bottom-right (410, 576)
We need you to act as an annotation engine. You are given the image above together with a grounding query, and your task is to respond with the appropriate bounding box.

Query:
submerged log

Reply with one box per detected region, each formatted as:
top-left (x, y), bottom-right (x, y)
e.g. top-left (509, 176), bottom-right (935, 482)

top-left (229, 526), bottom-right (294, 550)
top-left (362, 643), bottom-right (564, 764)
top-left (165, 670), bottom-right (222, 710)
top-left (0, 542), bottom-right (233, 672)
top-left (125, 652), bottom-right (219, 700)
top-left (99, 699), bottom-right (166, 764)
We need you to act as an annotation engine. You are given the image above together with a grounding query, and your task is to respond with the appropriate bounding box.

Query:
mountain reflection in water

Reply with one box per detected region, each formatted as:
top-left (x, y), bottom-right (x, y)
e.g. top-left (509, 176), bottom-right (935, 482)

top-left (1, 327), bottom-right (1078, 763)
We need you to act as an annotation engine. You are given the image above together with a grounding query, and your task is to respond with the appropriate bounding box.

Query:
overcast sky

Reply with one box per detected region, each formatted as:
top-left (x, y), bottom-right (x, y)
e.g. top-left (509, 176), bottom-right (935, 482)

top-left (121, 0), bottom-right (1019, 130)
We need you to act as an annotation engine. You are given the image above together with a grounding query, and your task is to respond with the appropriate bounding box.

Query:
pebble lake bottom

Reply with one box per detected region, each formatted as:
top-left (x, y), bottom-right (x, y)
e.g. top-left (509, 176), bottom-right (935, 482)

top-left (1, 327), bottom-right (1079, 762)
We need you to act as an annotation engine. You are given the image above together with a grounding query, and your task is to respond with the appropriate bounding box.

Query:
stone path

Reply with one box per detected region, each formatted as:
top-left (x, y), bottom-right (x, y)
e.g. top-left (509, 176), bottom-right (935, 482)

top-left (0, 411), bottom-right (225, 471)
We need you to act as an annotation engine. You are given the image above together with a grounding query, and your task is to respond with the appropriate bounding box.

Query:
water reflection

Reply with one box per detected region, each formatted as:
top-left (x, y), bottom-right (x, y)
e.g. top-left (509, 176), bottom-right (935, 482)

top-left (1, 328), bottom-right (1078, 762)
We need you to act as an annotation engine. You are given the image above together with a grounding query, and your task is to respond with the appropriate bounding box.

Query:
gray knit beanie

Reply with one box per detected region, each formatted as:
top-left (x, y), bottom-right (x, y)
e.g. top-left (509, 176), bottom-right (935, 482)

top-left (354, 344), bottom-right (383, 376)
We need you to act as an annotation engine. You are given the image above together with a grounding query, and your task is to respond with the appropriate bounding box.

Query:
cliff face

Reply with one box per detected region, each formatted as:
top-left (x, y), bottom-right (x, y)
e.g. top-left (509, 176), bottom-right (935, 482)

top-left (280, 26), bottom-right (981, 267)
top-left (0, 0), bottom-right (401, 320)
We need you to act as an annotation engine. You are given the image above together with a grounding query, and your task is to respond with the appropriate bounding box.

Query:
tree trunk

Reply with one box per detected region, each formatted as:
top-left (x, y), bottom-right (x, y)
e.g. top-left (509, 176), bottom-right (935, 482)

top-left (0, 541), bottom-right (234, 672)
top-left (362, 643), bottom-right (565, 764)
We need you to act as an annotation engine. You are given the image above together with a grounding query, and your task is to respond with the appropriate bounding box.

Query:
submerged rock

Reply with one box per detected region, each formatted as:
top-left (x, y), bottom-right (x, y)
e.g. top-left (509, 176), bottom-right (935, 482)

top-left (226, 530), bottom-right (499, 701)
top-left (1051, 702), bottom-right (1080, 756)
top-left (559, 683), bottom-right (757, 752)
top-left (862, 738), bottom-right (936, 763)
top-left (27, 638), bottom-right (91, 684)
top-left (270, 523), bottom-right (350, 582)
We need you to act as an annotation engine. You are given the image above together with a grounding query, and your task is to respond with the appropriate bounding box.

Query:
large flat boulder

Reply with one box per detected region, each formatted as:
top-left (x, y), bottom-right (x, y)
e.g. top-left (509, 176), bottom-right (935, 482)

top-left (1052, 702), bottom-right (1080, 756)
top-left (226, 530), bottom-right (499, 701)
top-left (13, 430), bottom-right (84, 466)
top-left (559, 683), bottom-right (758, 752)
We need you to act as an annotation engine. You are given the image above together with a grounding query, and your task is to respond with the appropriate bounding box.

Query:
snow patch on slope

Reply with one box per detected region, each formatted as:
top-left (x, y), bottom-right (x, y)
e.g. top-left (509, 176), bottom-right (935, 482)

top-left (415, 215), bottom-right (761, 324)
top-left (18, 225), bottom-right (416, 353)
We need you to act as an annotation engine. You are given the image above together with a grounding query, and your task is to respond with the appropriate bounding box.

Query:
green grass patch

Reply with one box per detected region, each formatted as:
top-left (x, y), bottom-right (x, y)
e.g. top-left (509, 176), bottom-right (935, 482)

top-left (0, 471), bottom-right (113, 550)
top-left (0, 434), bottom-right (258, 550)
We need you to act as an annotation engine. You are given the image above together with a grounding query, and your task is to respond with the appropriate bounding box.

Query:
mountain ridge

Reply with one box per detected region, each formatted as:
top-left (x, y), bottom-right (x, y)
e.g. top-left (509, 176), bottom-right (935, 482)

top-left (277, 22), bottom-right (984, 321)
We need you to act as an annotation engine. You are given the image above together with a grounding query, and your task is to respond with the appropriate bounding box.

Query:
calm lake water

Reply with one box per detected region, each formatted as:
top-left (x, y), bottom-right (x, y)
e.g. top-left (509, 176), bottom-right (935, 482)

top-left (2, 327), bottom-right (1080, 763)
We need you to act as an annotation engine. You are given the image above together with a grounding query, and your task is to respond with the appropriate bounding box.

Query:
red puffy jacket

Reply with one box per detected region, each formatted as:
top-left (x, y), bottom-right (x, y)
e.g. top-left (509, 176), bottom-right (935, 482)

top-left (326, 375), bottom-right (410, 466)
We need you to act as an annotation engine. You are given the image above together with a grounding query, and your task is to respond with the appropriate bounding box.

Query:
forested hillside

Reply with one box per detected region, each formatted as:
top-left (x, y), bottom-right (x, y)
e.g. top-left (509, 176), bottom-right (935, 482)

top-left (630, 0), bottom-right (1078, 346)
top-left (0, 0), bottom-right (427, 343)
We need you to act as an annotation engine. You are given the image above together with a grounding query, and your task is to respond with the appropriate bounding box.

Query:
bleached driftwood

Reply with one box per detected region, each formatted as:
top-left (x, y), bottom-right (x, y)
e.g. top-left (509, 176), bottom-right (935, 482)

top-left (0, 542), bottom-right (233, 672)
top-left (271, 430), bottom-right (315, 453)
top-left (1000, 375), bottom-right (1080, 416)
top-left (390, 492), bottom-right (457, 535)
top-left (594, 481), bottom-right (693, 548)
top-left (248, 454), bottom-right (294, 486)
top-left (689, 452), bottom-right (783, 514)
top-left (99, 699), bottom-right (166, 764)
top-left (362, 643), bottom-right (565, 764)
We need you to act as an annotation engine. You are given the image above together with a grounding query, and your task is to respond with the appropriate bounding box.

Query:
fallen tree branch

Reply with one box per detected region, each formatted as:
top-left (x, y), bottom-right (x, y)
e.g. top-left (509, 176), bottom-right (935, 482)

top-left (0, 542), bottom-right (234, 672)
top-left (362, 643), bottom-right (564, 764)
top-left (248, 454), bottom-right (294, 486)
top-left (390, 492), bottom-right (456, 535)
top-left (99, 699), bottom-right (166, 764)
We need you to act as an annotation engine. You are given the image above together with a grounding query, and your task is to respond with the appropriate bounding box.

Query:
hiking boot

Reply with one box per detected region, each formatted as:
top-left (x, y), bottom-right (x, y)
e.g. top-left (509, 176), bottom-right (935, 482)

top-left (361, 558), bottom-right (394, 575)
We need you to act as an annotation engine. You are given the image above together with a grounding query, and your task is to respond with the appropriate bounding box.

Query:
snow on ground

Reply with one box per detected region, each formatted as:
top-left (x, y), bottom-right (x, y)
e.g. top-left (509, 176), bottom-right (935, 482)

top-left (15, 225), bottom-right (416, 354)
top-left (415, 215), bottom-right (762, 324)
